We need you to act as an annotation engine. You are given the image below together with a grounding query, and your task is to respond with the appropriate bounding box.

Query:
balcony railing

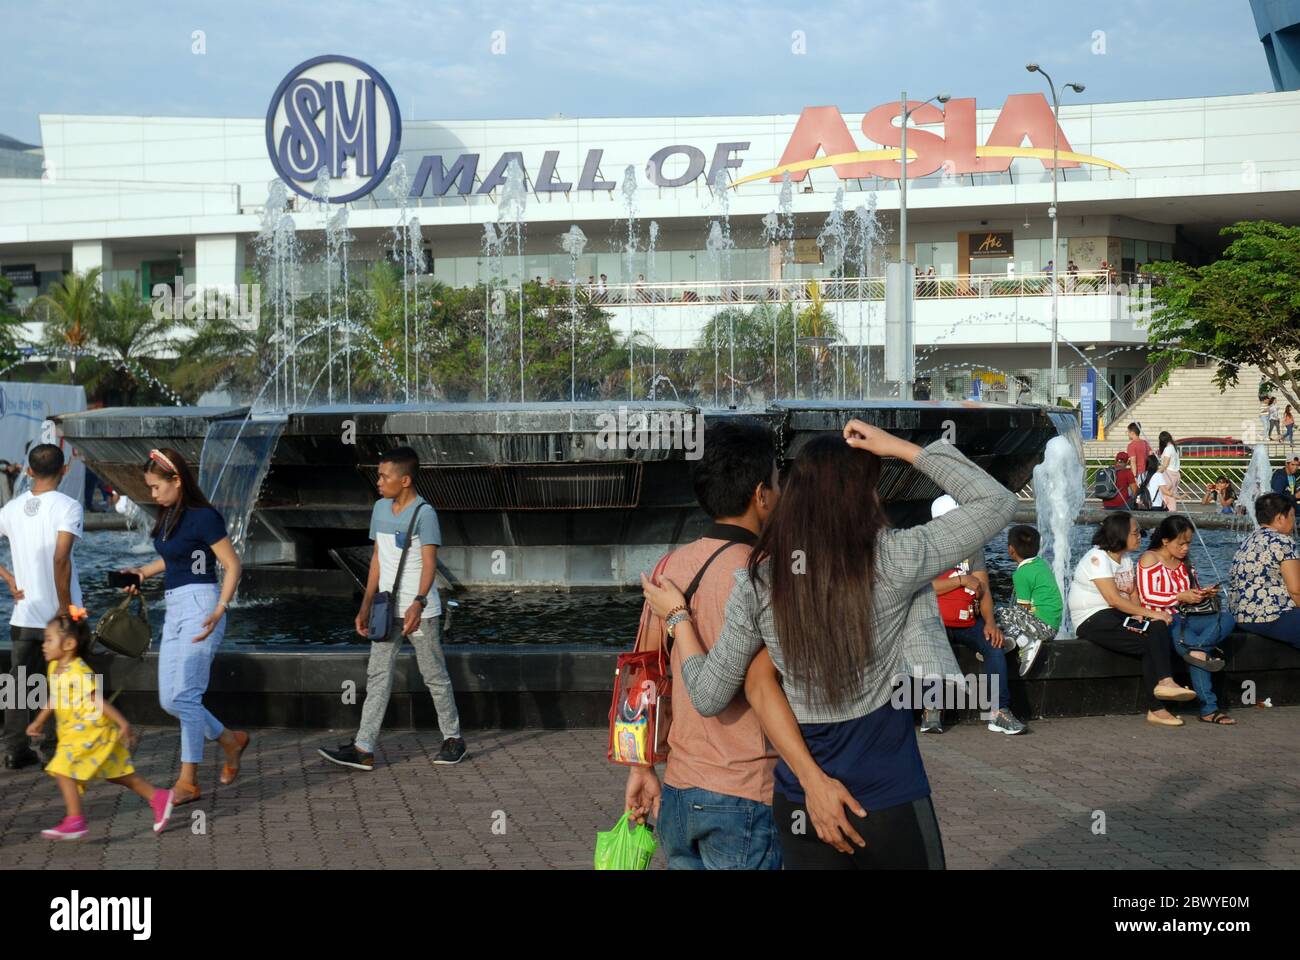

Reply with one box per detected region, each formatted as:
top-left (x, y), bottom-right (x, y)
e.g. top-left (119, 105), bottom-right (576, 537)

top-left (569, 270), bottom-right (1141, 306)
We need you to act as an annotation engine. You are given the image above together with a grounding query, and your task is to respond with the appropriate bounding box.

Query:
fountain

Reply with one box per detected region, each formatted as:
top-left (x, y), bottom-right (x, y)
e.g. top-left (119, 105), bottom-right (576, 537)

top-left (560, 225), bottom-right (588, 402)
top-left (1033, 433), bottom-right (1087, 633)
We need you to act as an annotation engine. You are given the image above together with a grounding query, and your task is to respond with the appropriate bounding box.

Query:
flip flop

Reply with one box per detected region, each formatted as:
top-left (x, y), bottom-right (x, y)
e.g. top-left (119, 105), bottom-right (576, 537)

top-left (1199, 711), bottom-right (1236, 725)
top-left (1181, 650), bottom-right (1225, 673)
top-left (219, 731), bottom-right (250, 786)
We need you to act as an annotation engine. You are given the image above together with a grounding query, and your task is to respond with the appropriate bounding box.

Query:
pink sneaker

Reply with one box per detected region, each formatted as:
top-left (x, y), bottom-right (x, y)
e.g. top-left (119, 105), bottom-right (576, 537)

top-left (150, 788), bottom-right (174, 834)
top-left (41, 816), bottom-right (88, 841)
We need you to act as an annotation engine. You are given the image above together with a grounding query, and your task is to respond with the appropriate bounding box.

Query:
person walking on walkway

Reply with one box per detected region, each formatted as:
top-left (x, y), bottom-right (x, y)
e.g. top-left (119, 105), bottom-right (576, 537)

top-left (1157, 432), bottom-right (1181, 511)
top-left (0, 444), bottom-right (82, 771)
top-left (122, 448), bottom-right (249, 805)
top-left (319, 446), bottom-right (466, 771)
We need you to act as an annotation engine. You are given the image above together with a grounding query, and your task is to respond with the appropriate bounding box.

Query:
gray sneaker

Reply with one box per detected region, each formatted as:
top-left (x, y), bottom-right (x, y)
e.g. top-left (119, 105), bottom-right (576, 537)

top-left (987, 709), bottom-right (1026, 735)
top-left (1018, 634), bottom-right (1045, 677)
top-left (920, 709), bottom-right (944, 734)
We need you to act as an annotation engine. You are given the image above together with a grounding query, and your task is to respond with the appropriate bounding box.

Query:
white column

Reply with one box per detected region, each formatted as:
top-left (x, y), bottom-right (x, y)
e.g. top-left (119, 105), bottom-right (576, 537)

top-left (71, 240), bottom-right (112, 284)
top-left (193, 234), bottom-right (245, 294)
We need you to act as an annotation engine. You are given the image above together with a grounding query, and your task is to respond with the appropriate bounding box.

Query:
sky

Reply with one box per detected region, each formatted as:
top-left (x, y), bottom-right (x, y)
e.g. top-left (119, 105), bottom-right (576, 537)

top-left (0, 0), bottom-right (1275, 146)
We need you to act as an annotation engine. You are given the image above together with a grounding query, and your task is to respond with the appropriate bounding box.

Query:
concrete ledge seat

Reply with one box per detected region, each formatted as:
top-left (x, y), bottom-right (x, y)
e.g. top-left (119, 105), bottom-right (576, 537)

top-left (2, 631), bottom-right (1295, 729)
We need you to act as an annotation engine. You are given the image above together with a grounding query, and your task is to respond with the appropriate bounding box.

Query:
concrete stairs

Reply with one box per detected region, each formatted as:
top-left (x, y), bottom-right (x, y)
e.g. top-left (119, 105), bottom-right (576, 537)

top-left (1100, 363), bottom-right (1269, 445)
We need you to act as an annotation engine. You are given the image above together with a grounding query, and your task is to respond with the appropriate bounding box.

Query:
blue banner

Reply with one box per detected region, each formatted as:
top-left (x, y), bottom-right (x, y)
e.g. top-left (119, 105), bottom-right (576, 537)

top-left (1080, 368), bottom-right (1096, 440)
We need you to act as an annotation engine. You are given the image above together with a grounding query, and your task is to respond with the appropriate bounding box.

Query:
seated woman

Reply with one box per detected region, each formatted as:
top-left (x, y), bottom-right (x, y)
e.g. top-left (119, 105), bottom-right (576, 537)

top-left (1201, 477), bottom-right (1236, 515)
top-left (1228, 492), bottom-right (1300, 648)
top-left (641, 420), bottom-right (1017, 870)
top-left (1137, 515), bottom-right (1237, 726)
top-left (1069, 512), bottom-right (1195, 727)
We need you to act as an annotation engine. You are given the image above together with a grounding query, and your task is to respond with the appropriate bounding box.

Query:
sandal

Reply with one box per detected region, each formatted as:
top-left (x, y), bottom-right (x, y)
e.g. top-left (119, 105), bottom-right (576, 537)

top-left (1199, 711), bottom-right (1236, 725)
top-left (1181, 650), bottom-right (1225, 673)
top-left (1146, 710), bottom-right (1184, 727)
top-left (219, 731), bottom-right (250, 786)
top-left (171, 782), bottom-right (201, 806)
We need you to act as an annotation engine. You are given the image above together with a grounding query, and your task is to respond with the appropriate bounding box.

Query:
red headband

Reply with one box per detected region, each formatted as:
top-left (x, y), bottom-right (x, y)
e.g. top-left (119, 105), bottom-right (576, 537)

top-left (149, 449), bottom-right (178, 474)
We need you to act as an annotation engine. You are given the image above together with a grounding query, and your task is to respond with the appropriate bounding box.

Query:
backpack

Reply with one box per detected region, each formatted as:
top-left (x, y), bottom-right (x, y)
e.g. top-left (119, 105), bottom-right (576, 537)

top-left (1134, 473), bottom-right (1155, 510)
top-left (1091, 466), bottom-right (1120, 502)
top-left (936, 567), bottom-right (979, 628)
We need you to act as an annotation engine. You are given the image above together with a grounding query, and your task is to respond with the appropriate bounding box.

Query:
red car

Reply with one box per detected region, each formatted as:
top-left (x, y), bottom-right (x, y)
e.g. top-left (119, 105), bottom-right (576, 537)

top-left (1174, 436), bottom-right (1251, 457)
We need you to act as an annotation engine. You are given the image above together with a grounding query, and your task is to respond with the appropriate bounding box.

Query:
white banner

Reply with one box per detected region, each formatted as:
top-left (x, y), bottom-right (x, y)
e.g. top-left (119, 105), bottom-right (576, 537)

top-left (0, 382), bottom-right (87, 501)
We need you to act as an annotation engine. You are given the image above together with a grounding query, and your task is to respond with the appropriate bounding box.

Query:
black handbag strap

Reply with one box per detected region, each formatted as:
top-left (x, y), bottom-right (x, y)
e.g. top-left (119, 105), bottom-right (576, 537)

top-left (667, 523), bottom-right (757, 654)
top-left (390, 500), bottom-right (426, 593)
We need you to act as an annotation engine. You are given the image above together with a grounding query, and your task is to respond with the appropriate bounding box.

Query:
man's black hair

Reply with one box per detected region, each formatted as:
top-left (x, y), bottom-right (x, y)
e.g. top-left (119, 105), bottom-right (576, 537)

top-left (691, 418), bottom-right (776, 520)
top-left (1256, 492), bottom-right (1295, 526)
top-left (1127, 422), bottom-right (1140, 436)
top-left (28, 443), bottom-right (64, 479)
top-left (380, 445), bottom-right (420, 481)
top-left (1007, 524), bottom-right (1040, 559)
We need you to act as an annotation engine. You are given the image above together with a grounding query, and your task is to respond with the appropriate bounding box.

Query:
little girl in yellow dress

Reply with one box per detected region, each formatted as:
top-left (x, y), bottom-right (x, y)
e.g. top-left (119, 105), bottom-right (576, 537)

top-left (26, 607), bottom-right (174, 840)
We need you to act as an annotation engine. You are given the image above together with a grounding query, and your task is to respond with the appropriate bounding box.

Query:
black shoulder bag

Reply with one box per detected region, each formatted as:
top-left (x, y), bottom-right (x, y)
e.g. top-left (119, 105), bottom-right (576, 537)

top-left (367, 502), bottom-right (426, 642)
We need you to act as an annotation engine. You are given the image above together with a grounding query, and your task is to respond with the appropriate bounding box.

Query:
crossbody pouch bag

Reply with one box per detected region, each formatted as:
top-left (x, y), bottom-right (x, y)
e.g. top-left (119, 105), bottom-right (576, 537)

top-left (367, 502), bottom-right (425, 642)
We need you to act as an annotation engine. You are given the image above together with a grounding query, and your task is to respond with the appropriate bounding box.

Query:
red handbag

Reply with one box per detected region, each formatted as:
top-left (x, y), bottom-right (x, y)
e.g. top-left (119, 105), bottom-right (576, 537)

top-left (607, 553), bottom-right (673, 767)
top-left (936, 566), bottom-right (979, 628)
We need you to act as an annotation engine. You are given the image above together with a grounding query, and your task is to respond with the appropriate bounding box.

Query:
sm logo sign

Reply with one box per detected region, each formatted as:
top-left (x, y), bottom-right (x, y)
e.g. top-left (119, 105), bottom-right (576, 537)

top-left (733, 93), bottom-right (1126, 186)
top-left (266, 55), bottom-right (402, 203)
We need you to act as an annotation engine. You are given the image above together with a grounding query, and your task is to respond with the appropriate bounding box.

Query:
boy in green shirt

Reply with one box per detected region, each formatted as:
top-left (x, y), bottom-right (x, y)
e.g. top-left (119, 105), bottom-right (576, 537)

top-left (995, 525), bottom-right (1062, 678)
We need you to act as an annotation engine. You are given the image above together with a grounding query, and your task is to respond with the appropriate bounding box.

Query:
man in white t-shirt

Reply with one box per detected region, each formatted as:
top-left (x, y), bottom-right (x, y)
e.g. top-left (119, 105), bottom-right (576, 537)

top-left (0, 443), bottom-right (84, 770)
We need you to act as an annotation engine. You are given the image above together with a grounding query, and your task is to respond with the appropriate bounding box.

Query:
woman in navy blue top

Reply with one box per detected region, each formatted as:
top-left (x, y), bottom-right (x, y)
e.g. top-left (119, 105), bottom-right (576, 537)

top-left (122, 447), bottom-right (249, 805)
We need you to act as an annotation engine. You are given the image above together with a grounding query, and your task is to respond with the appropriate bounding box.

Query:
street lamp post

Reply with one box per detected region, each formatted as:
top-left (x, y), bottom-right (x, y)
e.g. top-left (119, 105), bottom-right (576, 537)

top-left (898, 91), bottom-right (949, 400)
top-left (1026, 64), bottom-right (1084, 405)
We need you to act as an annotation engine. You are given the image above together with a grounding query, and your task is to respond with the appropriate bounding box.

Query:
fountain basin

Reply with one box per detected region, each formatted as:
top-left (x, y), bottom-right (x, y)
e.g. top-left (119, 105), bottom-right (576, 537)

top-left (54, 399), bottom-right (1063, 590)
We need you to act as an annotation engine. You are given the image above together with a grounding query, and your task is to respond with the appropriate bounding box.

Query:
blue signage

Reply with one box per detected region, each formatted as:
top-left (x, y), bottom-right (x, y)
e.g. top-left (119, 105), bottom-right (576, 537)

top-left (266, 55), bottom-right (402, 204)
top-left (1080, 368), bottom-right (1096, 440)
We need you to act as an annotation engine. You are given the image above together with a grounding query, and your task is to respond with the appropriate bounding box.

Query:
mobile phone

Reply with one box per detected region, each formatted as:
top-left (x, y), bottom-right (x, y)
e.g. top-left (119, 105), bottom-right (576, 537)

top-left (1122, 616), bottom-right (1150, 633)
top-left (108, 571), bottom-right (141, 589)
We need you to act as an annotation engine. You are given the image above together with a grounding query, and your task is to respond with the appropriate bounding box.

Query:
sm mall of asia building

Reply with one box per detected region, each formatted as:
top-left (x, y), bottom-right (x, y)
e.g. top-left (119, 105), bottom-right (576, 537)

top-left (2, 56), bottom-right (1300, 410)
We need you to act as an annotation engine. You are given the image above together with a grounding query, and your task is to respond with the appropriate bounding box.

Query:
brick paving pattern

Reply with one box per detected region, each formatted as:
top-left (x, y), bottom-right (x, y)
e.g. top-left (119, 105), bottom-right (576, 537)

top-left (2, 708), bottom-right (1297, 869)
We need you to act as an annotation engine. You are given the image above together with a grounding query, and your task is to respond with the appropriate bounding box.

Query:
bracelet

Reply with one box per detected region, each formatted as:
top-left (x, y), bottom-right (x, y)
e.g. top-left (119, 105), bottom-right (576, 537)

top-left (665, 610), bottom-right (692, 637)
top-left (664, 604), bottom-right (687, 621)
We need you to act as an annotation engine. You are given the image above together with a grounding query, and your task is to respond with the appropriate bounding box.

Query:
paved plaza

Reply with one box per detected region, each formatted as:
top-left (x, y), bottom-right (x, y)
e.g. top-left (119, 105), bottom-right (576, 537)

top-left (2, 708), bottom-right (1297, 870)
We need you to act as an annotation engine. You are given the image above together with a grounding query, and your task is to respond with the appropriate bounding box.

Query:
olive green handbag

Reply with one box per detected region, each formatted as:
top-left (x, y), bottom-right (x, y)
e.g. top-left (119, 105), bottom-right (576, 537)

top-left (93, 592), bottom-right (152, 659)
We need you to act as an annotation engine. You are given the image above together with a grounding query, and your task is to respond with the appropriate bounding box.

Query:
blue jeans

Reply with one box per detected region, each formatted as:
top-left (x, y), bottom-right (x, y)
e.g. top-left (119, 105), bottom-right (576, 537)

top-left (946, 623), bottom-right (1010, 710)
top-left (1172, 610), bottom-right (1236, 716)
top-left (1238, 608), bottom-right (1300, 648)
top-left (159, 583), bottom-right (227, 763)
top-left (659, 785), bottom-right (782, 870)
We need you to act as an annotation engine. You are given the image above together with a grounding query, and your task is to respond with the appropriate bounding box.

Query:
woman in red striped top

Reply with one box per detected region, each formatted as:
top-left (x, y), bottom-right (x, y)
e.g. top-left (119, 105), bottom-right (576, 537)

top-left (1137, 515), bottom-right (1238, 725)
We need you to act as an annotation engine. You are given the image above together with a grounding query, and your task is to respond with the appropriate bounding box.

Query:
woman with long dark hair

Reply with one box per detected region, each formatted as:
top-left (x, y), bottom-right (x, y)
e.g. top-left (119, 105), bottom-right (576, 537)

top-left (641, 421), bottom-right (1017, 869)
top-left (1157, 431), bottom-right (1181, 511)
top-left (1137, 514), bottom-right (1237, 725)
top-left (121, 448), bottom-right (249, 804)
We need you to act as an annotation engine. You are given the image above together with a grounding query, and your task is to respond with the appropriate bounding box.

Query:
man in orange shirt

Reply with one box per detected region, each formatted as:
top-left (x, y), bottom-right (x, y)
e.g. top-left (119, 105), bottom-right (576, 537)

top-left (623, 418), bottom-right (784, 869)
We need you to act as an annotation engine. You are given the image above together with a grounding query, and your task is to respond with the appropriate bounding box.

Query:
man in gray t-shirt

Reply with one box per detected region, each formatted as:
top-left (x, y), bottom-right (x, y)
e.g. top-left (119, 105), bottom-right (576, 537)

top-left (318, 447), bottom-right (466, 771)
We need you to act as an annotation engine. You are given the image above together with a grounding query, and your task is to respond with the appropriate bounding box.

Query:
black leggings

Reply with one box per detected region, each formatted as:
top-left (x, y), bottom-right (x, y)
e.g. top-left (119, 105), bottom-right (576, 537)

top-left (773, 793), bottom-right (946, 870)
top-left (1075, 608), bottom-right (1174, 711)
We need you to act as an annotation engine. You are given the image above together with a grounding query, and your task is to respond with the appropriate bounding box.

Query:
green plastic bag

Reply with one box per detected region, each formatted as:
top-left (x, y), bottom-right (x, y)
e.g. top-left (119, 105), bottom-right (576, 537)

top-left (594, 810), bottom-right (657, 870)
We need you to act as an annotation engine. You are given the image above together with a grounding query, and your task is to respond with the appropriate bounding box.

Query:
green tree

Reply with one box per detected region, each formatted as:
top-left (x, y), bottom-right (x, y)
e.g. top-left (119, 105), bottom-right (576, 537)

top-left (1147, 220), bottom-right (1300, 411)
top-left (86, 279), bottom-right (176, 404)
top-left (0, 276), bottom-right (25, 369)
top-left (33, 267), bottom-right (101, 379)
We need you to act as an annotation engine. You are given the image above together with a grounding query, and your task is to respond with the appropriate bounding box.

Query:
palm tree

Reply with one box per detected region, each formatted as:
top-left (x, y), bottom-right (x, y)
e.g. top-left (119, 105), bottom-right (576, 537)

top-left (90, 280), bottom-right (177, 403)
top-left (33, 267), bottom-right (101, 379)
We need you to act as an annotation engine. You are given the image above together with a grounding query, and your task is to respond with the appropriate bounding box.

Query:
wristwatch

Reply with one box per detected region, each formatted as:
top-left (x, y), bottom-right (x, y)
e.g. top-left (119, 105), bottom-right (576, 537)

top-left (665, 609), bottom-right (692, 638)
top-left (414, 594), bottom-right (428, 608)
